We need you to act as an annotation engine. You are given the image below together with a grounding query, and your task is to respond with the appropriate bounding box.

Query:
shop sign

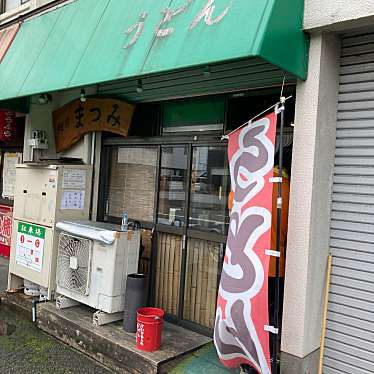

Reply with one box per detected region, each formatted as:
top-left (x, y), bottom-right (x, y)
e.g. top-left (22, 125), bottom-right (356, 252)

top-left (125, 0), bottom-right (232, 48)
top-left (16, 222), bottom-right (46, 273)
top-left (0, 205), bottom-right (12, 247)
top-left (214, 113), bottom-right (277, 373)
top-left (53, 98), bottom-right (134, 153)
top-left (0, 110), bottom-right (16, 142)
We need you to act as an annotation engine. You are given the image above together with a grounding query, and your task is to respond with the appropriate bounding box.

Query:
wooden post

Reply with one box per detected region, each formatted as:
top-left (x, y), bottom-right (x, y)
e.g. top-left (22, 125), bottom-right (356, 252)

top-left (160, 233), bottom-right (166, 309)
top-left (205, 241), bottom-right (214, 327)
top-left (163, 234), bottom-right (171, 312)
top-left (155, 235), bottom-right (162, 308)
top-left (195, 240), bottom-right (203, 324)
top-left (200, 240), bottom-right (209, 326)
top-left (190, 239), bottom-right (199, 322)
top-left (168, 235), bottom-right (175, 313)
top-left (173, 235), bottom-right (181, 315)
top-left (184, 240), bottom-right (193, 320)
top-left (318, 254), bottom-right (333, 374)
top-left (210, 243), bottom-right (219, 329)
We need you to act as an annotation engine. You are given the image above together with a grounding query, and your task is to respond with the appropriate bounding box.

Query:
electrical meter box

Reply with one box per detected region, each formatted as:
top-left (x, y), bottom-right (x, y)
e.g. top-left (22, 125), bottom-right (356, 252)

top-left (8, 164), bottom-right (93, 300)
top-left (13, 164), bottom-right (92, 227)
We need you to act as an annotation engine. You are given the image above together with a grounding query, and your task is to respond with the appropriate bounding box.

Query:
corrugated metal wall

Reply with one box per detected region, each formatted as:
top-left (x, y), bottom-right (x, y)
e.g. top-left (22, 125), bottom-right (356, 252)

top-left (323, 33), bottom-right (374, 374)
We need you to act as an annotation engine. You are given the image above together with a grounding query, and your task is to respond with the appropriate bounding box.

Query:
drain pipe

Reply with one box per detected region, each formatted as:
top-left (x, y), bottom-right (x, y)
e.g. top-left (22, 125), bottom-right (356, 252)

top-left (32, 298), bottom-right (47, 324)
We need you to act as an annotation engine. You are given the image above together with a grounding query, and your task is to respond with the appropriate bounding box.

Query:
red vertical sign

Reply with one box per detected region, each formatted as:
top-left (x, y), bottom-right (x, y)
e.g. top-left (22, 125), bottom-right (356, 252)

top-left (0, 110), bottom-right (16, 142)
top-left (0, 205), bottom-right (13, 257)
top-left (214, 113), bottom-right (277, 373)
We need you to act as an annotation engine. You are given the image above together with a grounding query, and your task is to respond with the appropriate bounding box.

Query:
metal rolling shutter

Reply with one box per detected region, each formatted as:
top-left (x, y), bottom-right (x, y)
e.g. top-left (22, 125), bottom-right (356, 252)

top-left (323, 33), bottom-right (374, 374)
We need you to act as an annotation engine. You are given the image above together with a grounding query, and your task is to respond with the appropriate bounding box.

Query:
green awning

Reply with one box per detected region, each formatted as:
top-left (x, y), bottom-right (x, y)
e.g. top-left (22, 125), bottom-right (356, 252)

top-left (0, 0), bottom-right (308, 102)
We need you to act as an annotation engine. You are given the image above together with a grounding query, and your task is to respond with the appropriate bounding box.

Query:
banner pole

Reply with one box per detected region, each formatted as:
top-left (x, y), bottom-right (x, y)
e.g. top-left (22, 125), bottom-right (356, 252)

top-left (272, 96), bottom-right (286, 374)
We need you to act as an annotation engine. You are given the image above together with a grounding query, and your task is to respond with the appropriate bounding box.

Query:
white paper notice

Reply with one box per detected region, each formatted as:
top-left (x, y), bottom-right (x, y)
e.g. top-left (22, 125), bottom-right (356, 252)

top-left (62, 169), bottom-right (86, 189)
top-left (60, 190), bottom-right (85, 210)
top-left (117, 147), bottom-right (157, 166)
top-left (2, 152), bottom-right (22, 199)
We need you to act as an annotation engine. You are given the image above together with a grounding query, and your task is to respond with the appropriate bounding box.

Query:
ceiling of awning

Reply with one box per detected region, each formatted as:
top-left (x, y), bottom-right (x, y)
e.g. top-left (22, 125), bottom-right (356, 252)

top-left (0, 0), bottom-right (308, 102)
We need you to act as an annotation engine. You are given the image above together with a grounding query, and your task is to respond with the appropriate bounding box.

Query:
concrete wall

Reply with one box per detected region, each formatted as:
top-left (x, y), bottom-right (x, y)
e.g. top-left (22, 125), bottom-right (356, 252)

top-left (305, 0), bottom-right (374, 31)
top-left (281, 32), bottom-right (340, 372)
top-left (23, 87), bottom-right (96, 163)
top-left (23, 86), bottom-right (102, 218)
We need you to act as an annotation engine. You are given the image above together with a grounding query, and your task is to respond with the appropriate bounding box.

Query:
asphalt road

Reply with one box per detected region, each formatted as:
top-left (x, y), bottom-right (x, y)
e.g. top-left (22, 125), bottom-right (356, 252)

top-left (0, 256), bottom-right (114, 374)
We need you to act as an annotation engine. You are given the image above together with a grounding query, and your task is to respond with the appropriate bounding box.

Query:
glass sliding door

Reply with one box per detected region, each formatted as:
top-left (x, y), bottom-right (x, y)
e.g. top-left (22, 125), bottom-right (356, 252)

top-left (102, 145), bottom-right (159, 284)
top-left (189, 146), bottom-right (230, 235)
top-left (157, 146), bottom-right (189, 227)
top-left (105, 146), bottom-right (158, 224)
top-left (155, 146), bottom-right (189, 317)
top-left (183, 145), bottom-right (229, 330)
top-left (155, 143), bottom-right (229, 332)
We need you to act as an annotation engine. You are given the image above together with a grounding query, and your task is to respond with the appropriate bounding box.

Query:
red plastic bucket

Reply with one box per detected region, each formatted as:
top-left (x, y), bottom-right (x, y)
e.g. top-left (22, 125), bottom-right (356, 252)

top-left (136, 307), bottom-right (164, 352)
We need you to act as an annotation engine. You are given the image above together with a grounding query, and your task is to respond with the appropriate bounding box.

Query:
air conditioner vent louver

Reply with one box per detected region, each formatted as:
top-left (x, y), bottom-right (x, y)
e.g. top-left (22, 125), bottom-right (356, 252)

top-left (57, 233), bottom-right (92, 295)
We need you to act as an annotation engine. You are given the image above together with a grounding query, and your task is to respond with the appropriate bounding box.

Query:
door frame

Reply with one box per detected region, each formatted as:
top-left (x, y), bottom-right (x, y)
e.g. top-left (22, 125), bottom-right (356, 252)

top-left (99, 134), bottom-right (229, 336)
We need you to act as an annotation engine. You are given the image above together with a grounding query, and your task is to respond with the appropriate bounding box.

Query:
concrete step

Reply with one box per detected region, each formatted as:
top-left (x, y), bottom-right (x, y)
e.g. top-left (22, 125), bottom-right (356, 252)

top-left (2, 292), bottom-right (211, 373)
top-left (36, 301), bottom-right (211, 374)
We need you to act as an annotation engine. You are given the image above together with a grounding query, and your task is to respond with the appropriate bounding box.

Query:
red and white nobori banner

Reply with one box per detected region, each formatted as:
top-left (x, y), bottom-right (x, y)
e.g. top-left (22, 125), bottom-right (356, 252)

top-left (214, 112), bottom-right (277, 373)
top-left (0, 110), bottom-right (16, 142)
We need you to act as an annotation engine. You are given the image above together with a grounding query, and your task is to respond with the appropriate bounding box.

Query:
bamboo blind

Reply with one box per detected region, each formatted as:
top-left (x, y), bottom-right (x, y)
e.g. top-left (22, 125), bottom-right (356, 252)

top-left (155, 232), bottom-right (182, 316)
top-left (183, 238), bottom-right (220, 329)
top-left (107, 147), bottom-right (157, 222)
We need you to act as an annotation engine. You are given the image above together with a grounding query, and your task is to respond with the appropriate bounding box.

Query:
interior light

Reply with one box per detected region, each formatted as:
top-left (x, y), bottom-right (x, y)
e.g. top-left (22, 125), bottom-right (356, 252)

top-left (136, 79), bottom-right (143, 94)
top-left (80, 88), bottom-right (86, 103)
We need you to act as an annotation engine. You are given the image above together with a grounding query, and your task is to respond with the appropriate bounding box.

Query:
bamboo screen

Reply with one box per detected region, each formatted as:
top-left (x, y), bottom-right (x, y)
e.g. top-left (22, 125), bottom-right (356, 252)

top-left (155, 233), bottom-right (222, 329)
top-left (183, 238), bottom-right (221, 329)
top-left (155, 232), bottom-right (182, 316)
top-left (106, 147), bottom-right (157, 222)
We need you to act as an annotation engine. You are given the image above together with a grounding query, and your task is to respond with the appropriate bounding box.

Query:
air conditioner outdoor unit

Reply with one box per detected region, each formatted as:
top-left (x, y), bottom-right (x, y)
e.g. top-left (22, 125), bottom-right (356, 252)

top-left (55, 221), bottom-right (141, 325)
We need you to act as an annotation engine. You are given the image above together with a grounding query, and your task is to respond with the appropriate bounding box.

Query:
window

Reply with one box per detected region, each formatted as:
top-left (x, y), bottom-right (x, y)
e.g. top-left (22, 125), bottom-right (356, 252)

top-left (1, 0), bottom-right (29, 13)
top-left (189, 146), bottom-right (230, 235)
top-left (157, 146), bottom-right (188, 227)
top-left (105, 146), bottom-right (158, 224)
top-left (163, 97), bottom-right (225, 134)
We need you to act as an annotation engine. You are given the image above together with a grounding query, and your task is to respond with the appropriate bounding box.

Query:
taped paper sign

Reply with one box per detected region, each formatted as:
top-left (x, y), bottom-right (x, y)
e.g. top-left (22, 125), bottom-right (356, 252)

top-left (62, 169), bottom-right (86, 189)
top-left (60, 190), bottom-right (85, 210)
top-left (2, 152), bottom-right (22, 199)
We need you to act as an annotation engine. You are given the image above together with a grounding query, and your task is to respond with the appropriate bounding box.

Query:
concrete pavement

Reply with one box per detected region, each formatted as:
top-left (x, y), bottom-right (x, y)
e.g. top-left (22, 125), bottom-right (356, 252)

top-left (0, 256), bottom-right (113, 373)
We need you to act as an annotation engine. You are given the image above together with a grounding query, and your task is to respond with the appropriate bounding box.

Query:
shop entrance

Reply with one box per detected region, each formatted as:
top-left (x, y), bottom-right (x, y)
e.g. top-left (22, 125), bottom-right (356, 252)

top-left (99, 88), bottom-right (296, 336)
